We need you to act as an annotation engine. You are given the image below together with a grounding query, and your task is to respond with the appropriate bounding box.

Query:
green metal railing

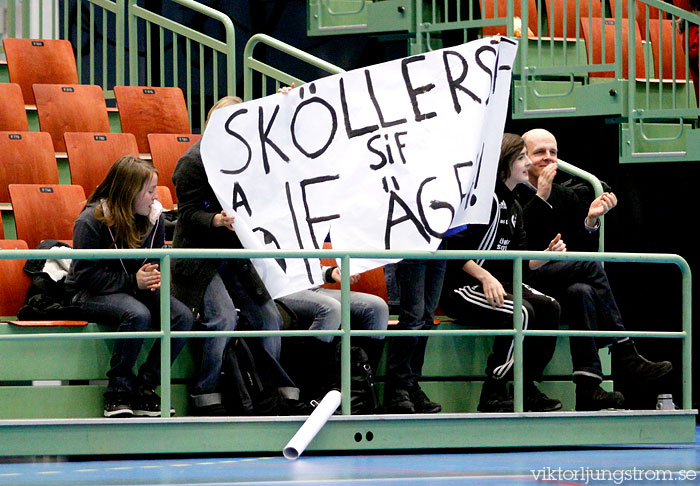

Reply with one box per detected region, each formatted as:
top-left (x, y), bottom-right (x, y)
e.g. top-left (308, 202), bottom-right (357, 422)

top-left (0, 247), bottom-right (692, 416)
top-left (127, 0), bottom-right (236, 131)
top-left (3, 0), bottom-right (235, 132)
top-left (243, 33), bottom-right (345, 102)
top-left (624, 0), bottom-right (700, 162)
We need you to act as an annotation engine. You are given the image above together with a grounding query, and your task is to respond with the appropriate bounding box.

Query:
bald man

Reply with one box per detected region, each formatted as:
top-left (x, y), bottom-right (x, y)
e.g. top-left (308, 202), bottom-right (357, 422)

top-left (513, 129), bottom-right (672, 411)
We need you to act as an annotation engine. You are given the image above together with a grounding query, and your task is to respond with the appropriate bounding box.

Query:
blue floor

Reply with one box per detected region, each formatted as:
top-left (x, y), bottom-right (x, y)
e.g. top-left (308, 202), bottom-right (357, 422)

top-left (1, 428), bottom-right (699, 485)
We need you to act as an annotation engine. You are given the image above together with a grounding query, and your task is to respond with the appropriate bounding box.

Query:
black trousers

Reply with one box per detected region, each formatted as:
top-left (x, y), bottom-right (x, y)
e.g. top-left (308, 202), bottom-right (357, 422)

top-left (527, 260), bottom-right (627, 382)
top-left (444, 283), bottom-right (560, 382)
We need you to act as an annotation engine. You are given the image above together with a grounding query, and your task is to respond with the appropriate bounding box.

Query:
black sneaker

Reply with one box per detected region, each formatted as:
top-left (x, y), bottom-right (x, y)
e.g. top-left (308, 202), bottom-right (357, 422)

top-left (104, 392), bottom-right (133, 418)
top-left (524, 383), bottom-right (562, 412)
top-left (132, 387), bottom-right (175, 417)
top-left (410, 386), bottom-right (442, 413)
top-left (576, 385), bottom-right (625, 411)
top-left (478, 378), bottom-right (514, 413)
top-left (385, 388), bottom-right (415, 413)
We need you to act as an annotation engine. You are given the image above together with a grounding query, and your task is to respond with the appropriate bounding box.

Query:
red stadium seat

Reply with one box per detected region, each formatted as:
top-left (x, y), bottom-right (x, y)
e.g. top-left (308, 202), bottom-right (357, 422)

top-left (156, 185), bottom-right (175, 211)
top-left (647, 18), bottom-right (689, 80)
top-left (8, 184), bottom-right (86, 250)
top-left (114, 86), bottom-right (191, 153)
top-left (545, 0), bottom-right (604, 39)
top-left (33, 84), bottom-right (110, 153)
top-left (580, 17), bottom-right (646, 79)
top-left (64, 132), bottom-right (139, 197)
top-left (147, 133), bottom-right (201, 204)
top-left (0, 239), bottom-right (31, 317)
top-left (609, 0), bottom-right (663, 40)
top-left (2, 38), bottom-right (78, 105)
top-left (320, 242), bottom-right (388, 303)
top-left (0, 83), bottom-right (29, 131)
top-left (0, 131), bottom-right (60, 203)
top-left (481, 0), bottom-right (539, 37)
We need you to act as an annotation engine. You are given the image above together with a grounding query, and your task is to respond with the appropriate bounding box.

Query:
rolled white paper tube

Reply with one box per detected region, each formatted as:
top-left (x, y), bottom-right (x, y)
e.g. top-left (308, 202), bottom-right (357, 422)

top-left (283, 390), bottom-right (342, 460)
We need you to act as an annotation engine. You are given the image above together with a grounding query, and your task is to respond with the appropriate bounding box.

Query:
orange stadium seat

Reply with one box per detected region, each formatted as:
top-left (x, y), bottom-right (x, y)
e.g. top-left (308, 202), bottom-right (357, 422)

top-left (481, 0), bottom-right (539, 37)
top-left (647, 18), bottom-right (688, 80)
top-left (33, 84), bottom-right (110, 153)
top-left (0, 238), bottom-right (87, 325)
top-left (156, 185), bottom-right (175, 211)
top-left (1, 38), bottom-right (79, 105)
top-left (0, 239), bottom-right (31, 317)
top-left (8, 184), bottom-right (86, 250)
top-left (64, 132), bottom-right (139, 196)
top-left (147, 133), bottom-right (202, 204)
top-left (0, 83), bottom-right (29, 131)
top-left (320, 241), bottom-right (389, 303)
top-left (114, 86), bottom-right (191, 153)
top-left (580, 17), bottom-right (646, 79)
top-left (0, 131), bottom-right (60, 203)
top-left (609, 0), bottom-right (663, 40)
top-left (545, 0), bottom-right (604, 39)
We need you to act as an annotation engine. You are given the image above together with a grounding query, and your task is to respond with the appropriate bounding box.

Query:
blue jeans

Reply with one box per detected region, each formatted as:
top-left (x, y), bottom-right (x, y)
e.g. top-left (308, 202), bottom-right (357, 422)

top-left (77, 290), bottom-right (193, 395)
top-left (191, 272), bottom-right (237, 403)
top-left (278, 287), bottom-right (389, 343)
top-left (386, 257), bottom-right (446, 391)
top-left (192, 267), bottom-right (284, 407)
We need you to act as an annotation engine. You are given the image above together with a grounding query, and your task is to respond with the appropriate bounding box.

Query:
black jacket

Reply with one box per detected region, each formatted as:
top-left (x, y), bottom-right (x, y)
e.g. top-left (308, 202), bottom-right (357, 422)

top-left (66, 204), bottom-right (163, 300)
top-left (443, 181), bottom-right (528, 293)
top-left (513, 182), bottom-right (599, 253)
top-left (171, 140), bottom-right (270, 315)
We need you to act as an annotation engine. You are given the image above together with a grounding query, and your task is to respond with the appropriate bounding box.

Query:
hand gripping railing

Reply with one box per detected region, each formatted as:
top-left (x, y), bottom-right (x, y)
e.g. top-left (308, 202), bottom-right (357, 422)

top-left (0, 247), bottom-right (691, 416)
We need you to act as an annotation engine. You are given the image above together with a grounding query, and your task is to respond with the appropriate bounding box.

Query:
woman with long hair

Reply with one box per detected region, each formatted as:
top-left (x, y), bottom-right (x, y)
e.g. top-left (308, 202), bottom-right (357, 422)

top-left (66, 155), bottom-right (193, 418)
top-left (441, 133), bottom-right (565, 413)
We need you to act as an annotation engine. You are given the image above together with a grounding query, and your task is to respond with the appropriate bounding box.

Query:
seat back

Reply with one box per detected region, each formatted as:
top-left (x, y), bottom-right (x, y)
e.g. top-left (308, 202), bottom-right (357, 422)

top-left (545, 0), bottom-right (603, 38)
top-left (0, 239), bottom-right (31, 317)
top-left (2, 38), bottom-right (79, 105)
top-left (0, 132), bottom-right (60, 203)
top-left (580, 17), bottom-right (646, 79)
top-left (33, 84), bottom-right (110, 153)
top-left (9, 184), bottom-right (86, 250)
top-left (0, 83), bottom-right (29, 131)
top-left (147, 133), bottom-right (202, 204)
top-left (320, 242), bottom-right (388, 303)
top-left (481, 0), bottom-right (539, 36)
top-left (64, 132), bottom-right (140, 197)
top-left (157, 185), bottom-right (175, 211)
top-left (647, 18), bottom-right (688, 80)
top-left (114, 86), bottom-right (191, 153)
top-left (609, 0), bottom-right (662, 39)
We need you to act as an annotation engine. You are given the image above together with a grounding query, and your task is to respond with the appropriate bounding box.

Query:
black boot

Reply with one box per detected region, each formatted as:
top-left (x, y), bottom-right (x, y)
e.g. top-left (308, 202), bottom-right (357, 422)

top-left (611, 340), bottom-right (673, 385)
top-left (575, 375), bottom-right (625, 411)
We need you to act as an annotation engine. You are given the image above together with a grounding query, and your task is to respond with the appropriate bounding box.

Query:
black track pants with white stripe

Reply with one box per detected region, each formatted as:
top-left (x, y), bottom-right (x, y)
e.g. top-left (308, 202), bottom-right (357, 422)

top-left (445, 284), bottom-right (560, 382)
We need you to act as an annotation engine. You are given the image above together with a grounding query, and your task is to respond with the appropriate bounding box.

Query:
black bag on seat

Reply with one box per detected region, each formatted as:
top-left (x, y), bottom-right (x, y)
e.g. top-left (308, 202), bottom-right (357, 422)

top-left (221, 337), bottom-right (300, 415)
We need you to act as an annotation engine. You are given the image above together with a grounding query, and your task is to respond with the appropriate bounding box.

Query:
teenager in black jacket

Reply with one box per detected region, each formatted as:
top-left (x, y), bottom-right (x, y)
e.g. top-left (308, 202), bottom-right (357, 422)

top-left (67, 156), bottom-right (194, 418)
top-left (441, 133), bottom-right (566, 413)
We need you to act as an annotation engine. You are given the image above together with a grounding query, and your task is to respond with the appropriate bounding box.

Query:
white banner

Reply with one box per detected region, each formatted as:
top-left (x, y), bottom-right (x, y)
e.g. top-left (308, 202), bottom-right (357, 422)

top-left (201, 38), bottom-right (518, 297)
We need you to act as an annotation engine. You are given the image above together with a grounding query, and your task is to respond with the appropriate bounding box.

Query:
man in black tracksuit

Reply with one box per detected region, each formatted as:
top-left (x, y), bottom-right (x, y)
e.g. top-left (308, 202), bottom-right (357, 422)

top-left (515, 128), bottom-right (672, 411)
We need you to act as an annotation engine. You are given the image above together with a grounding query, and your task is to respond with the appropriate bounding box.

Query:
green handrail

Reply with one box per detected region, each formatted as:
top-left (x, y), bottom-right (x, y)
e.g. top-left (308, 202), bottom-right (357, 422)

top-left (243, 33), bottom-right (345, 102)
top-left (0, 247), bottom-right (692, 414)
top-left (127, 0), bottom-right (236, 131)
